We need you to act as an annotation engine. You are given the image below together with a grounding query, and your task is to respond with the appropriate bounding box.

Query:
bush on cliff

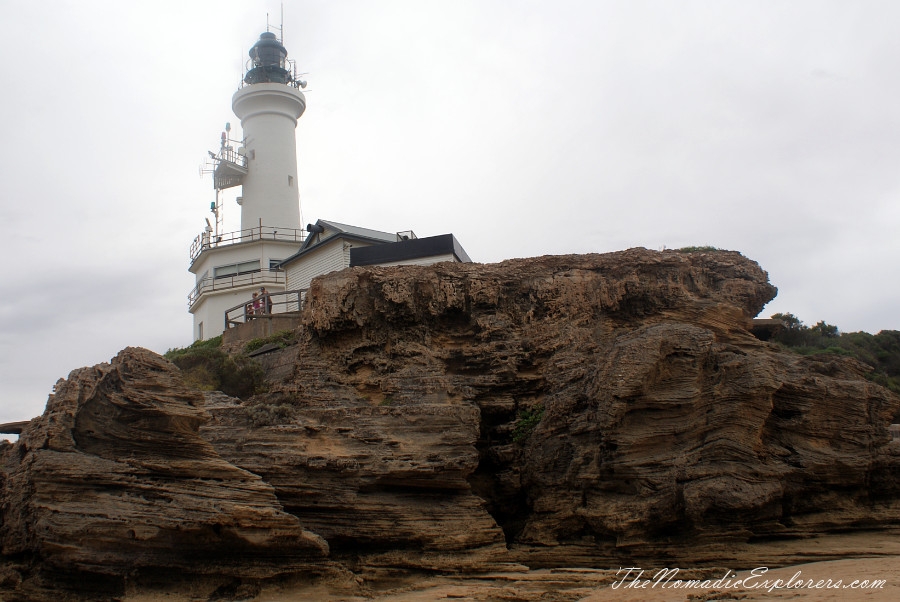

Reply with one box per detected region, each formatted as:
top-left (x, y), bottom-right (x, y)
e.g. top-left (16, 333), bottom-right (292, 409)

top-left (770, 313), bottom-right (900, 401)
top-left (164, 335), bottom-right (223, 359)
top-left (512, 404), bottom-right (544, 443)
top-left (244, 329), bottom-right (297, 353)
top-left (674, 245), bottom-right (724, 253)
top-left (164, 337), bottom-right (265, 399)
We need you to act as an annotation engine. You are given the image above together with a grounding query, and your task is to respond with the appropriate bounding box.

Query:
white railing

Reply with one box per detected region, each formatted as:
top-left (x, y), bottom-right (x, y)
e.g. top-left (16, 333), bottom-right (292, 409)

top-left (190, 224), bottom-right (306, 262)
top-left (188, 269), bottom-right (286, 309)
top-left (217, 147), bottom-right (247, 168)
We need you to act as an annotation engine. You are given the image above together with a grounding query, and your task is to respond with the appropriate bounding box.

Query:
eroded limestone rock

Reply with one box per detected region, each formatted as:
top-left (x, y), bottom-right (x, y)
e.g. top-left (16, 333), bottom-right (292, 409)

top-left (0, 348), bottom-right (326, 597)
top-left (249, 249), bottom-right (898, 566)
top-left (2, 249), bottom-right (899, 598)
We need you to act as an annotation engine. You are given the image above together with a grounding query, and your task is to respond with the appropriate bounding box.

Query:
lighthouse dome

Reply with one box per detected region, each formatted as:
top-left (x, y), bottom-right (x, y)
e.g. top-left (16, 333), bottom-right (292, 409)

top-left (245, 32), bottom-right (291, 85)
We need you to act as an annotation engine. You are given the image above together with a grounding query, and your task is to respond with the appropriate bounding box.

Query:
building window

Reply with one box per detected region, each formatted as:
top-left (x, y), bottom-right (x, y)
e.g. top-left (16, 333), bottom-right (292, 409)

top-left (288, 175), bottom-right (294, 187)
top-left (198, 322), bottom-right (204, 341)
top-left (269, 259), bottom-right (282, 270)
top-left (214, 260), bottom-right (261, 279)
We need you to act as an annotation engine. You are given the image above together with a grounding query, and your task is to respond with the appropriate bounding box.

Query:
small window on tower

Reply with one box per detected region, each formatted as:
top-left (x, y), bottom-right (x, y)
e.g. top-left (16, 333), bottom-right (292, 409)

top-left (288, 175), bottom-right (294, 187)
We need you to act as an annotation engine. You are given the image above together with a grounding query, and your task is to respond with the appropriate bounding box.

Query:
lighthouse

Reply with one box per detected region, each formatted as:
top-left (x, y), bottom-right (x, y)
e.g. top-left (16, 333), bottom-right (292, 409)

top-left (187, 29), bottom-right (474, 342)
top-left (187, 31), bottom-right (308, 341)
top-left (233, 32), bottom-right (305, 233)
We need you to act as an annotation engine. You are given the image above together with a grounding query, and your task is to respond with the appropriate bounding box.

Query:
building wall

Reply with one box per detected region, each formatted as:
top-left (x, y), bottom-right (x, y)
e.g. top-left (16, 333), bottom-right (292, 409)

top-left (189, 239), bottom-right (301, 340)
top-left (221, 313), bottom-right (304, 346)
top-left (284, 238), bottom-right (368, 291)
top-left (190, 239), bottom-right (300, 281)
top-left (191, 282), bottom-right (286, 341)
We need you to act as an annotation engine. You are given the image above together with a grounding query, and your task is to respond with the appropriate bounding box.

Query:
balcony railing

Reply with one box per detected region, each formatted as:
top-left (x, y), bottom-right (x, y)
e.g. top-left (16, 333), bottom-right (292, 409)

top-left (188, 269), bottom-right (286, 309)
top-left (217, 146), bottom-right (247, 169)
top-left (190, 225), bottom-right (306, 262)
top-left (225, 289), bottom-right (308, 329)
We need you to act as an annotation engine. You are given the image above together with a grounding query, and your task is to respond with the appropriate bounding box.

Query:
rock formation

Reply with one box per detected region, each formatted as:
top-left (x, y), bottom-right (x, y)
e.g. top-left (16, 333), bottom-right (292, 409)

top-left (0, 349), bottom-right (326, 599)
top-left (2, 249), bottom-right (898, 599)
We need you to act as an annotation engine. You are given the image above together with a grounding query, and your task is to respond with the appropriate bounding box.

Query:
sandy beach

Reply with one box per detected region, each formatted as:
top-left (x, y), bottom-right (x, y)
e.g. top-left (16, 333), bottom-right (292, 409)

top-left (119, 532), bottom-right (900, 601)
top-left (248, 557), bottom-right (900, 601)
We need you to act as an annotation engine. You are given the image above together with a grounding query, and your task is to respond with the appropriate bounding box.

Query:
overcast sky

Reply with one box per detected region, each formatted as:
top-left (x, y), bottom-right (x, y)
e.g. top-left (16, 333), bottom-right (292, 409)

top-left (1, 0), bottom-right (899, 424)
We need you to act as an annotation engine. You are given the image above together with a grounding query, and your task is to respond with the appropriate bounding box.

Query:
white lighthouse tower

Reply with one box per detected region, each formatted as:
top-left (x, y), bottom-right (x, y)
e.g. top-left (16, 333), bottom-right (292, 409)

top-left (188, 31), bottom-right (308, 341)
top-left (233, 32), bottom-right (305, 233)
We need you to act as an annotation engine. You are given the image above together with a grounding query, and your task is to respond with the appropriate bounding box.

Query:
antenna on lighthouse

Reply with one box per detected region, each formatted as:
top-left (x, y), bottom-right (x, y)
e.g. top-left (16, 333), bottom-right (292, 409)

top-left (266, 5), bottom-right (285, 43)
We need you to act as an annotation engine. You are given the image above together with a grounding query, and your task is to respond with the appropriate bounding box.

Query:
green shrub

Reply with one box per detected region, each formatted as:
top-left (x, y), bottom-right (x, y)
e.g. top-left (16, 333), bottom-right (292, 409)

top-left (770, 315), bottom-right (900, 405)
top-left (512, 404), bottom-right (545, 443)
top-left (164, 335), bottom-right (223, 361)
top-left (245, 329), bottom-right (297, 353)
top-left (674, 245), bottom-right (722, 253)
top-left (166, 344), bottom-right (265, 399)
top-left (821, 346), bottom-right (854, 356)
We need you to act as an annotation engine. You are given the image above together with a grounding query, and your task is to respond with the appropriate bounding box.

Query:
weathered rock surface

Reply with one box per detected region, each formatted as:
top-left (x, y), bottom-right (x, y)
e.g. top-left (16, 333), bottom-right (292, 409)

top-left (0, 348), bottom-right (326, 598)
top-left (2, 248), bottom-right (899, 599)
top-left (201, 390), bottom-right (509, 571)
top-left (212, 249), bottom-right (897, 568)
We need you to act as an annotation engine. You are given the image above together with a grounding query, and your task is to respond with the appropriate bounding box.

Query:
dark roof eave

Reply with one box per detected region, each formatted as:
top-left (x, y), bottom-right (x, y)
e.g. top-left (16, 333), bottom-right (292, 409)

top-left (278, 232), bottom-right (395, 268)
top-left (348, 233), bottom-right (472, 267)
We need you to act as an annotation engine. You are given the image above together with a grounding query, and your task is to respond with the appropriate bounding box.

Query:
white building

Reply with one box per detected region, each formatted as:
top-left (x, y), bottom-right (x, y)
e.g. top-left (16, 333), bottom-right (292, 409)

top-left (280, 220), bottom-right (471, 292)
top-left (188, 31), bottom-right (471, 341)
top-left (188, 31), bottom-right (308, 341)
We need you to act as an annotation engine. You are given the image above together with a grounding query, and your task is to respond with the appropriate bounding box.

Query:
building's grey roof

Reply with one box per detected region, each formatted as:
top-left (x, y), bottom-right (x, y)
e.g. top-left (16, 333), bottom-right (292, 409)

top-left (279, 218), bottom-right (472, 272)
top-left (279, 218), bottom-right (400, 267)
top-left (318, 220), bottom-right (397, 243)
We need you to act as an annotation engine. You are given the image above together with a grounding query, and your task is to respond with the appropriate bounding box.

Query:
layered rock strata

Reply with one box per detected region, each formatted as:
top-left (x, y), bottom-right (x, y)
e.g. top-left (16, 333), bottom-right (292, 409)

top-left (226, 249), bottom-right (897, 567)
top-left (1, 249), bottom-right (898, 599)
top-left (0, 349), bottom-right (326, 597)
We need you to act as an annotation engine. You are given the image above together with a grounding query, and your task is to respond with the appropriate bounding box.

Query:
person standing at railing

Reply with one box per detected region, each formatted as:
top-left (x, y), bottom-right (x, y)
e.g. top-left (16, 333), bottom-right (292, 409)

top-left (251, 292), bottom-right (261, 317)
top-left (260, 287), bottom-right (272, 314)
